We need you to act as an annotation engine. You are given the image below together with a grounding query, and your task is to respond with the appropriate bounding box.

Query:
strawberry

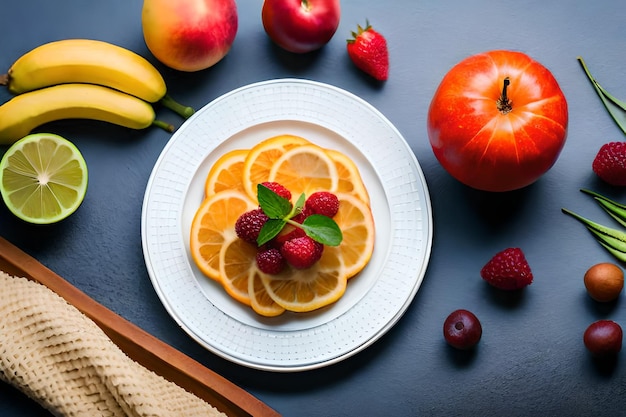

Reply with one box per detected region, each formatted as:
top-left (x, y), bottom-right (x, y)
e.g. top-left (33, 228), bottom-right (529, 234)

top-left (347, 22), bottom-right (389, 81)
top-left (280, 236), bottom-right (324, 269)
top-left (305, 191), bottom-right (340, 218)
top-left (480, 248), bottom-right (533, 290)
top-left (592, 142), bottom-right (626, 186)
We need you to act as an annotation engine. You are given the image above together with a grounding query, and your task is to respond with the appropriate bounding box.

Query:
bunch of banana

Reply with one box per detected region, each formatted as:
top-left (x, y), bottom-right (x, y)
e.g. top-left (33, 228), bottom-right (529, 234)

top-left (0, 39), bottom-right (194, 144)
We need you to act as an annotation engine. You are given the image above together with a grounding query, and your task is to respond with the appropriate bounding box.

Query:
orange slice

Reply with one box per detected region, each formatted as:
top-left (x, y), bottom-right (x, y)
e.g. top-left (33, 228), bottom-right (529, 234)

top-left (242, 135), bottom-right (310, 201)
top-left (259, 260), bottom-right (348, 313)
top-left (268, 144), bottom-right (338, 197)
top-left (326, 192), bottom-right (375, 279)
top-left (190, 190), bottom-right (257, 281)
top-left (260, 192), bottom-right (375, 312)
top-left (325, 148), bottom-right (370, 204)
top-left (218, 237), bottom-right (258, 306)
top-left (204, 149), bottom-right (248, 198)
top-left (249, 267), bottom-right (286, 317)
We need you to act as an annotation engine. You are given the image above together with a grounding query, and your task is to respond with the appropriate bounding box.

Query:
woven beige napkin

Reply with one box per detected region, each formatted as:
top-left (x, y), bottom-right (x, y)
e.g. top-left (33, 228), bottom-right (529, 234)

top-left (0, 270), bottom-right (226, 417)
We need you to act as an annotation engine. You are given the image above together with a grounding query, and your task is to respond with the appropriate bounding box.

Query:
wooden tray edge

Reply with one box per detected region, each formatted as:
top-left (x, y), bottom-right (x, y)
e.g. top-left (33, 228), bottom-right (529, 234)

top-left (0, 236), bottom-right (280, 417)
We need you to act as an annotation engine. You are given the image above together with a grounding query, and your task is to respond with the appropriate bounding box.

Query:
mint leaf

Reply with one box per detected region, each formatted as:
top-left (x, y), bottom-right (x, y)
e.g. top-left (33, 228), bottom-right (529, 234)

top-left (300, 214), bottom-right (343, 246)
top-left (258, 184), bottom-right (291, 218)
top-left (257, 218), bottom-right (286, 246)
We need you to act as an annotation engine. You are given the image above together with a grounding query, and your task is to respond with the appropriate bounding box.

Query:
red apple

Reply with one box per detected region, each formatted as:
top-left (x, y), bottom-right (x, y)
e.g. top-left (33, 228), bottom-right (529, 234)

top-left (262, 0), bottom-right (340, 53)
top-left (427, 50), bottom-right (568, 192)
top-left (142, 0), bottom-right (238, 72)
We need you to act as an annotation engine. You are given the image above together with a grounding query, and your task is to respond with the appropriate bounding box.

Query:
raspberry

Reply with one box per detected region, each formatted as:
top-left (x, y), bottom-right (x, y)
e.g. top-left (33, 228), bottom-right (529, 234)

top-left (261, 181), bottom-right (292, 200)
top-left (480, 247), bottom-right (533, 290)
top-left (256, 247), bottom-right (285, 274)
top-left (592, 142), bottom-right (626, 186)
top-left (280, 236), bottom-right (324, 269)
top-left (235, 208), bottom-right (269, 244)
top-left (305, 191), bottom-right (340, 217)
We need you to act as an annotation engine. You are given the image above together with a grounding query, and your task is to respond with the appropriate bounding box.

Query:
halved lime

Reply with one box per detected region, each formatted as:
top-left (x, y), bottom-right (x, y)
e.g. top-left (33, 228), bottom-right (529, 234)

top-left (0, 133), bottom-right (88, 224)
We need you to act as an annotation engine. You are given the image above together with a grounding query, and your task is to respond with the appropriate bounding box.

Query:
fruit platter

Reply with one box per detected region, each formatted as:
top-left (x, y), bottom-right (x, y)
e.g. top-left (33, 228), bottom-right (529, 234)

top-left (1, 0), bottom-right (626, 416)
top-left (142, 79), bottom-right (432, 370)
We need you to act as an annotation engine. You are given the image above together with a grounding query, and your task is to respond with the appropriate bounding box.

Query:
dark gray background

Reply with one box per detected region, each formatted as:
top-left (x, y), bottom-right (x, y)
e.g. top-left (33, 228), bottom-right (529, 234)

top-left (1, 1), bottom-right (625, 416)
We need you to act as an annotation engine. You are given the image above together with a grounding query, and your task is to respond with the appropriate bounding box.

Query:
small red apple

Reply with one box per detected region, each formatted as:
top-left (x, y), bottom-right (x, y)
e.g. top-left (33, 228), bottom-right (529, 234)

top-left (142, 0), bottom-right (238, 72)
top-left (262, 0), bottom-right (340, 53)
top-left (427, 50), bottom-right (568, 192)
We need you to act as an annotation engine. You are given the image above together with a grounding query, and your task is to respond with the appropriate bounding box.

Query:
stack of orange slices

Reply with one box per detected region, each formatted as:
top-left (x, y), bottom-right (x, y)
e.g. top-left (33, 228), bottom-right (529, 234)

top-left (190, 134), bottom-right (375, 317)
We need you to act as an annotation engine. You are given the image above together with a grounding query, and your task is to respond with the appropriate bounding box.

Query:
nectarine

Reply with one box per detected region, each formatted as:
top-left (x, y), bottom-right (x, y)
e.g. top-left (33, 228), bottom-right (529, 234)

top-left (142, 0), bottom-right (238, 72)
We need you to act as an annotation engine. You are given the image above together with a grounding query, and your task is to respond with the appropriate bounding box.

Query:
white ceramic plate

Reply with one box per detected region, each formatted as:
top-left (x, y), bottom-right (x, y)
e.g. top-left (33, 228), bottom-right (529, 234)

top-left (141, 79), bottom-right (433, 372)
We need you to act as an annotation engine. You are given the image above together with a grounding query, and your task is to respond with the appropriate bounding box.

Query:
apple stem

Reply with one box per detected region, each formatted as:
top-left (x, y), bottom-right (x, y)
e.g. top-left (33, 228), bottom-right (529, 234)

top-left (497, 77), bottom-right (513, 114)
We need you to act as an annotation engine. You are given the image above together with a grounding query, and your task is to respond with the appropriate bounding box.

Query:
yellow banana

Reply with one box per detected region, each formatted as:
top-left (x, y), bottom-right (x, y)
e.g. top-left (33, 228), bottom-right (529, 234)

top-left (1, 39), bottom-right (166, 102)
top-left (0, 83), bottom-right (173, 144)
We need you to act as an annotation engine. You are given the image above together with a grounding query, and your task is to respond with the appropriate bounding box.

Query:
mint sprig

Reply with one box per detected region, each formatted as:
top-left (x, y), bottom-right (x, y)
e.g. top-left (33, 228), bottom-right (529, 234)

top-left (256, 184), bottom-right (343, 247)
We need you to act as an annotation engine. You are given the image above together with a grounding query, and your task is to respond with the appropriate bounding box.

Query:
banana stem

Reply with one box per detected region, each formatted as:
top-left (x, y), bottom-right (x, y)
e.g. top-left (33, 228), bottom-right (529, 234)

top-left (152, 119), bottom-right (175, 133)
top-left (160, 94), bottom-right (195, 119)
top-left (0, 74), bottom-right (8, 86)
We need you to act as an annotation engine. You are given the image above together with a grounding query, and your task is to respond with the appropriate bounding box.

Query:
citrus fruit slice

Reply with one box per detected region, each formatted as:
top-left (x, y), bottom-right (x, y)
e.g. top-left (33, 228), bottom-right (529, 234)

top-left (326, 192), bottom-right (375, 279)
top-left (0, 133), bottom-right (88, 224)
top-left (260, 258), bottom-right (348, 313)
top-left (241, 135), bottom-right (310, 201)
top-left (268, 144), bottom-right (339, 197)
top-left (325, 148), bottom-right (370, 203)
top-left (190, 189), bottom-right (257, 281)
top-left (204, 148), bottom-right (248, 198)
top-left (249, 267), bottom-right (286, 317)
top-left (218, 237), bottom-right (258, 306)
